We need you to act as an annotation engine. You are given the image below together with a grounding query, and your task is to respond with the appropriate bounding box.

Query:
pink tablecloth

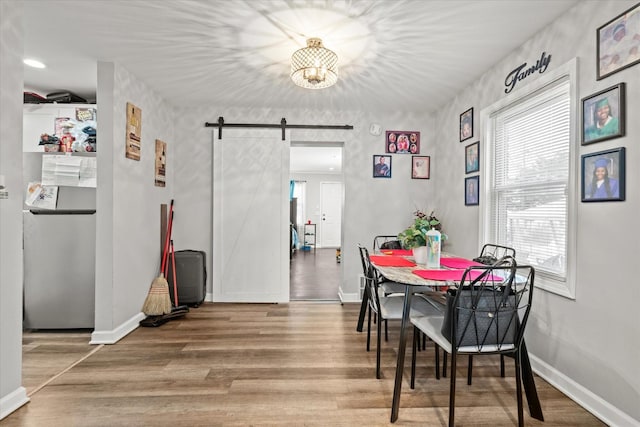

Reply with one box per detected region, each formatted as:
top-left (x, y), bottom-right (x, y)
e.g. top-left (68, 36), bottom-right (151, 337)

top-left (412, 269), bottom-right (495, 281)
top-left (370, 255), bottom-right (416, 267)
top-left (380, 249), bottom-right (413, 256)
top-left (440, 257), bottom-right (483, 269)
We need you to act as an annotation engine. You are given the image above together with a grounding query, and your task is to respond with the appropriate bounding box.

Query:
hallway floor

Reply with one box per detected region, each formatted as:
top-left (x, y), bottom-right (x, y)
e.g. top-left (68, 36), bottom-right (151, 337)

top-left (290, 247), bottom-right (341, 301)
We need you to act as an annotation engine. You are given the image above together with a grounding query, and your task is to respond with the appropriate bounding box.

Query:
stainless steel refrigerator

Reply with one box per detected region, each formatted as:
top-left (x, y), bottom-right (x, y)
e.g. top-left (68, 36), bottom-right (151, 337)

top-left (23, 152), bottom-right (96, 329)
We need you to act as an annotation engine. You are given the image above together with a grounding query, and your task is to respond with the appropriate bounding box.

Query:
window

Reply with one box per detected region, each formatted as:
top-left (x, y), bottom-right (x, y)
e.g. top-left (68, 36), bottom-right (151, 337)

top-left (481, 60), bottom-right (577, 298)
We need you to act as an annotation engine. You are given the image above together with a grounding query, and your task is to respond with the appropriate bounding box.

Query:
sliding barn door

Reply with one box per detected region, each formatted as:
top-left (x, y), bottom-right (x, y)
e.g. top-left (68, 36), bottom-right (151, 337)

top-left (212, 132), bottom-right (289, 302)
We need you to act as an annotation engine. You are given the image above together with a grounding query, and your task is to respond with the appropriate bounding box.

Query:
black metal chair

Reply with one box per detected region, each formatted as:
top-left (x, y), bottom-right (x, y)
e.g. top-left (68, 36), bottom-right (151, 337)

top-left (409, 258), bottom-right (535, 426)
top-left (372, 235), bottom-right (402, 253)
top-left (474, 243), bottom-right (516, 265)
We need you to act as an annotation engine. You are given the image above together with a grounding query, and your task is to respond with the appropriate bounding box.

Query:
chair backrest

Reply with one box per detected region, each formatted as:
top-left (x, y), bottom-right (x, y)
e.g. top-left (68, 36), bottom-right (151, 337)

top-left (475, 243), bottom-right (516, 265)
top-left (443, 257), bottom-right (534, 354)
top-left (358, 244), bottom-right (382, 314)
top-left (373, 235), bottom-right (401, 252)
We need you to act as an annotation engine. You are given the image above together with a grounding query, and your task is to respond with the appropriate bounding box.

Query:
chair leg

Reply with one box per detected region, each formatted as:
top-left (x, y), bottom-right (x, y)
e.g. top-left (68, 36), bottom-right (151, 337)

top-left (443, 352), bottom-right (447, 378)
top-left (467, 355), bottom-right (473, 385)
top-left (376, 313), bottom-right (382, 379)
top-left (515, 350), bottom-right (524, 427)
top-left (422, 332), bottom-right (426, 350)
top-left (366, 306), bottom-right (372, 352)
top-left (449, 351), bottom-right (457, 427)
top-left (434, 344), bottom-right (440, 380)
top-left (411, 326), bottom-right (417, 389)
top-left (384, 319), bottom-right (389, 342)
top-left (500, 354), bottom-right (506, 377)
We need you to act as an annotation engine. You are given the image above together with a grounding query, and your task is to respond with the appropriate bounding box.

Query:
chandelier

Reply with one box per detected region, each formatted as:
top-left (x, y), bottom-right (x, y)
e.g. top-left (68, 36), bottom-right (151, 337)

top-left (290, 38), bottom-right (338, 89)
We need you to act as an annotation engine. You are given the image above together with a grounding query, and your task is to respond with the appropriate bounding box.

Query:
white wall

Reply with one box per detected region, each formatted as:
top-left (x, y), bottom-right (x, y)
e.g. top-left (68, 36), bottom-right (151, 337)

top-left (92, 62), bottom-right (176, 342)
top-left (0, 0), bottom-right (29, 418)
top-left (173, 108), bottom-right (435, 302)
top-left (432, 1), bottom-right (639, 424)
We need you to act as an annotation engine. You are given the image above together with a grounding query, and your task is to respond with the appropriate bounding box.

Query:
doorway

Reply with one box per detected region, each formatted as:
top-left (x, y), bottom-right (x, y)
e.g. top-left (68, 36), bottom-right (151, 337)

top-left (289, 143), bottom-right (343, 301)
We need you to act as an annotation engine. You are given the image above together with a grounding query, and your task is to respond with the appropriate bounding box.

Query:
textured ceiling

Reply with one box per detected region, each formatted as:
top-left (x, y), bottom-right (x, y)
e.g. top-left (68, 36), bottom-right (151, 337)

top-left (23, 0), bottom-right (578, 114)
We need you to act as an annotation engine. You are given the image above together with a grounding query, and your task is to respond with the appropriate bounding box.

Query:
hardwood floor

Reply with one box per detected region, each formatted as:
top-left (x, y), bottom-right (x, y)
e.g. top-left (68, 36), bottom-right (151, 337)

top-left (6, 302), bottom-right (605, 426)
top-left (290, 247), bottom-right (340, 301)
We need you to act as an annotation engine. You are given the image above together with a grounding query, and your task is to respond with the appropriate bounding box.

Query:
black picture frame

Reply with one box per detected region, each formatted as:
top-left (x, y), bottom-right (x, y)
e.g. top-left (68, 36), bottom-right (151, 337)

top-left (581, 83), bottom-right (626, 145)
top-left (465, 141), bottom-right (480, 174)
top-left (411, 156), bottom-right (430, 179)
top-left (581, 147), bottom-right (625, 202)
top-left (465, 176), bottom-right (479, 206)
top-left (596, 3), bottom-right (640, 80)
top-left (460, 107), bottom-right (473, 142)
top-left (373, 155), bottom-right (392, 178)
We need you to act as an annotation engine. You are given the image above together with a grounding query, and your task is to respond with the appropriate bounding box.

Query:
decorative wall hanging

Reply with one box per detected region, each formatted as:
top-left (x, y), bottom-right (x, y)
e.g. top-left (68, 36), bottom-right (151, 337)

top-left (465, 141), bottom-right (480, 174)
top-left (459, 108), bottom-right (473, 142)
top-left (373, 155), bottom-right (392, 178)
top-left (386, 130), bottom-right (420, 154)
top-left (504, 51), bottom-right (552, 94)
top-left (581, 83), bottom-right (625, 145)
top-left (412, 156), bottom-right (430, 179)
top-left (155, 139), bottom-right (166, 187)
top-left (597, 3), bottom-right (640, 80)
top-left (465, 175), bottom-right (479, 206)
top-left (126, 102), bottom-right (141, 161)
top-left (581, 147), bottom-right (625, 202)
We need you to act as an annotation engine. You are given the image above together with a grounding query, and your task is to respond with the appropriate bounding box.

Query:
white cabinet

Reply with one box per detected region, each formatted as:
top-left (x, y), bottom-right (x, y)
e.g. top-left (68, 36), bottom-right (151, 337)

top-left (23, 104), bottom-right (96, 152)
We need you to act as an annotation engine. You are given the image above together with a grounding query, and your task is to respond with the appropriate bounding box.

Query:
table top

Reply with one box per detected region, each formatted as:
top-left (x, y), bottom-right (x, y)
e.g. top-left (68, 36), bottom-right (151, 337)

top-left (371, 251), bottom-right (459, 287)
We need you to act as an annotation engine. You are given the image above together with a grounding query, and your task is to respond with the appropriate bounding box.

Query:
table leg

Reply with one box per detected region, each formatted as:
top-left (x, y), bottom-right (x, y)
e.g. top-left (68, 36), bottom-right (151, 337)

top-left (520, 341), bottom-right (544, 421)
top-left (357, 284), bottom-right (370, 332)
top-left (390, 287), bottom-right (413, 423)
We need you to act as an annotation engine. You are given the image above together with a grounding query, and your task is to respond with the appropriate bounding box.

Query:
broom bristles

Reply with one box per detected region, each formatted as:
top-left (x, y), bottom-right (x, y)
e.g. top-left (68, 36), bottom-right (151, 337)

top-left (142, 273), bottom-right (172, 316)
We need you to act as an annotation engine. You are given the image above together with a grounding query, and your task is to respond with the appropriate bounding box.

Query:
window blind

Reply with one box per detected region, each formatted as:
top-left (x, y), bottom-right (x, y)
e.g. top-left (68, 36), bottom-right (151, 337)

top-left (489, 77), bottom-right (570, 279)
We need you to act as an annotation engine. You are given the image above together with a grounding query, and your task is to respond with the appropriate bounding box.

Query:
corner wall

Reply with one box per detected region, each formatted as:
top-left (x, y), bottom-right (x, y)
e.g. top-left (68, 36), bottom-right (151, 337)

top-left (0, 0), bottom-right (28, 418)
top-left (432, 1), bottom-right (639, 424)
top-left (93, 62), bottom-right (175, 342)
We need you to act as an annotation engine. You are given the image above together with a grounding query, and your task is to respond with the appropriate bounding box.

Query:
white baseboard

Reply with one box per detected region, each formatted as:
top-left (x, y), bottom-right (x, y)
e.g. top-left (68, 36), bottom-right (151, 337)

top-left (529, 353), bottom-right (638, 426)
top-left (0, 387), bottom-right (29, 420)
top-left (206, 292), bottom-right (213, 302)
top-left (338, 287), bottom-right (360, 303)
top-left (90, 312), bottom-right (146, 344)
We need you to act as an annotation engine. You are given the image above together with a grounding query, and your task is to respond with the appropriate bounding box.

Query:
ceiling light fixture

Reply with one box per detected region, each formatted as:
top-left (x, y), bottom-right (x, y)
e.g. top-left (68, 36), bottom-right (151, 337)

top-left (23, 58), bottom-right (46, 69)
top-left (291, 38), bottom-right (338, 89)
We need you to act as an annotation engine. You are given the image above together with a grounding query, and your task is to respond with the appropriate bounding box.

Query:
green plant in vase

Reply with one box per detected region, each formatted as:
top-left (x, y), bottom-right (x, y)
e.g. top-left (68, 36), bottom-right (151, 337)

top-left (398, 210), bottom-right (445, 249)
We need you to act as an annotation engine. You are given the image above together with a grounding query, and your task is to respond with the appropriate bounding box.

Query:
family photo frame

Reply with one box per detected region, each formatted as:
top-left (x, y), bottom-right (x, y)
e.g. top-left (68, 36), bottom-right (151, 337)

top-left (373, 155), bottom-right (392, 178)
top-left (385, 130), bottom-right (420, 154)
top-left (411, 156), bottom-right (430, 179)
top-left (465, 176), bottom-right (479, 206)
top-left (581, 147), bottom-right (625, 202)
top-left (465, 141), bottom-right (479, 174)
top-left (460, 108), bottom-right (473, 142)
top-left (581, 83), bottom-right (625, 145)
top-left (597, 3), bottom-right (640, 80)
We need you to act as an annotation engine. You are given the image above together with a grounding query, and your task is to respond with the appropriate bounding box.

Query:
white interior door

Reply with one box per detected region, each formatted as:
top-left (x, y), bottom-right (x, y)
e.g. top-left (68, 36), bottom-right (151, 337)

top-left (320, 182), bottom-right (342, 248)
top-left (212, 133), bottom-right (289, 302)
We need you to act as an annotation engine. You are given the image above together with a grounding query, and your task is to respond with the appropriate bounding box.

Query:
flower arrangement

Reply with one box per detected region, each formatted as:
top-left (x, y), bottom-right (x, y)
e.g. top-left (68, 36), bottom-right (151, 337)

top-left (398, 210), bottom-right (445, 249)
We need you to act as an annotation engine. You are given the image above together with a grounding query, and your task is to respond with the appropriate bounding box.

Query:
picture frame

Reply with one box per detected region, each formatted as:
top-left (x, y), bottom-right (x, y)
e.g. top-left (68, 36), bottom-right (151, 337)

top-left (411, 156), bottom-right (430, 179)
top-left (581, 147), bottom-right (625, 202)
top-left (465, 141), bottom-right (480, 174)
top-left (581, 83), bottom-right (625, 145)
top-left (386, 130), bottom-right (420, 154)
top-left (373, 155), bottom-right (392, 178)
top-left (465, 176), bottom-right (479, 206)
top-left (154, 139), bottom-right (166, 187)
top-left (597, 3), bottom-right (640, 80)
top-left (460, 108), bottom-right (473, 142)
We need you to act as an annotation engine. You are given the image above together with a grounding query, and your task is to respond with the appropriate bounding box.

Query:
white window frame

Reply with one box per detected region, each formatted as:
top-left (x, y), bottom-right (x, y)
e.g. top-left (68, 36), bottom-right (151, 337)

top-left (479, 58), bottom-right (578, 299)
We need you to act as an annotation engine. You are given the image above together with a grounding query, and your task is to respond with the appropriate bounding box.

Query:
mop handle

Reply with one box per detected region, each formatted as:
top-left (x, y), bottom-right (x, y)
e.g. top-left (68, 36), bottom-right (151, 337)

top-left (170, 239), bottom-right (178, 306)
top-left (160, 200), bottom-right (174, 273)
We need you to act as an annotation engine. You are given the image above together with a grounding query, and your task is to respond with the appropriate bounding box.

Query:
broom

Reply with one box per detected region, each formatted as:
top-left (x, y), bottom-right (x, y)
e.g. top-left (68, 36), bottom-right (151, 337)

top-left (141, 201), bottom-right (174, 315)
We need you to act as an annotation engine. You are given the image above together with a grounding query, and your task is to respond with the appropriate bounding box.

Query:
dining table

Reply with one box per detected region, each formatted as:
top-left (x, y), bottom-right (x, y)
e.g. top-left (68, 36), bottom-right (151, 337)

top-left (368, 250), bottom-right (544, 423)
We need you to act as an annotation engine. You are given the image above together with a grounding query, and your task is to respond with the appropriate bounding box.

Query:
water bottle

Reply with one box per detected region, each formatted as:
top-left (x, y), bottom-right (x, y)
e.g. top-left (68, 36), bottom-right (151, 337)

top-left (425, 228), bottom-right (441, 268)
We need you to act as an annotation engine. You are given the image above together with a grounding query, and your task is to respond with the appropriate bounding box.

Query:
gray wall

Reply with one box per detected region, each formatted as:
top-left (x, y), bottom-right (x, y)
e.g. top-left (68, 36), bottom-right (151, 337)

top-left (0, 0), bottom-right (29, 418)
top-left (431, 1), bottom-right (639, 424)
top-left (172, 108), bottom-right (436, 301)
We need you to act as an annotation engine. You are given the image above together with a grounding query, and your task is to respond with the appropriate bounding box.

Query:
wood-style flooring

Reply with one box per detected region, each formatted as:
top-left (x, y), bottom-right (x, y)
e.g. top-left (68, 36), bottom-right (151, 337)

top-left (6, 302), bottom-right (605, 426)
top-left (290, 247), bottom-right (340, 301)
